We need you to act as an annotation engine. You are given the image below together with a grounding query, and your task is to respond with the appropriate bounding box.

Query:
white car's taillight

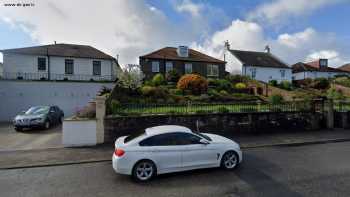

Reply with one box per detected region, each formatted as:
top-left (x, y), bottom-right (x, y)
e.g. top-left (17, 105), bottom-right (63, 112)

top-left (114, 149), bottom-right (125, 157)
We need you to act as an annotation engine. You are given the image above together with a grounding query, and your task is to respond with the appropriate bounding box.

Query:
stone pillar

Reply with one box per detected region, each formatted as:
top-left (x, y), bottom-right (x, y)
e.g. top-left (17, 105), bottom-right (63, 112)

top-left (342, 112), bottom-right (349, 129)
top-left (96, 96), bottom-right (107, 144)
top-left (327, 99), bottom-right (334, 129)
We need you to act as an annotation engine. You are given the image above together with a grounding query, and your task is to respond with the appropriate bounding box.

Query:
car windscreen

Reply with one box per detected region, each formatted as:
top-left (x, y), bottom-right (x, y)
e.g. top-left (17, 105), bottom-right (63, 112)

top-left (124, 132), bottom-right (145, 143)
top-left (195, 132), bottom-right (212, 141)
top-left (25, 106), bottom-right (50, 115)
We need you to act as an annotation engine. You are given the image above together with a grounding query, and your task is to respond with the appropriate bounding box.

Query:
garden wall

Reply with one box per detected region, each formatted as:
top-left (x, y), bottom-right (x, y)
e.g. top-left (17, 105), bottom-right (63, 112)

top-left (104, 112), bottom-right (324, 142)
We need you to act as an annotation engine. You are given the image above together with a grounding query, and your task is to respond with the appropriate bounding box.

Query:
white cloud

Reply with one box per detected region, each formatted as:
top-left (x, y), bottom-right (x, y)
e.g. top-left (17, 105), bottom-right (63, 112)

top-left (175, 0), bottom-right (203, 17)
top-left (247, 0), bottom-right (346, 25)
top-left (277, 28), bottom-right (316, 48)
top-left (191, 20), bottom-right (350, 72)
top-left (0, 0), bottom-right (202, 66)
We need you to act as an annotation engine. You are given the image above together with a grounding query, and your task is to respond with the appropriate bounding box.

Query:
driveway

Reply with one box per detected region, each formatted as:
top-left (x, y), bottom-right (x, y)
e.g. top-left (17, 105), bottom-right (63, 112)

top-left (0, 123), bottom-right (62, 151)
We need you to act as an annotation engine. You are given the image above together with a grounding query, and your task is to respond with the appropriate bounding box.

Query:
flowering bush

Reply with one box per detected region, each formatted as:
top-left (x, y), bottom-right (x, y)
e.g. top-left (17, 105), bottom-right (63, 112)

top-left (234, 82), bottom-right (247, 89)
top-left (177, 74), bottom-right (208, 95)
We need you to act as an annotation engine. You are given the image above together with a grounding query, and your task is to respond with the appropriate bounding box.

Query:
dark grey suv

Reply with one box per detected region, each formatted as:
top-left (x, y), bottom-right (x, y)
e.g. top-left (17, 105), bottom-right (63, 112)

top-left (13, 106), bottom-right (64, 131)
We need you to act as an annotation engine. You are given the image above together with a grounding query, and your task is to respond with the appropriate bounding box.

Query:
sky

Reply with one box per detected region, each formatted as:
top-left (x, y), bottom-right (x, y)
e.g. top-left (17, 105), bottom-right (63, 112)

top-left (0, 0), bottom-right (350, 72)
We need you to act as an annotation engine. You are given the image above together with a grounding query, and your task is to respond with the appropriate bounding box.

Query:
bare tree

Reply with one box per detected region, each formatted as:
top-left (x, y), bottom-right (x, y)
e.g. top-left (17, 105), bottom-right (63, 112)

top-left (116, 64), bottom-right (144, 90)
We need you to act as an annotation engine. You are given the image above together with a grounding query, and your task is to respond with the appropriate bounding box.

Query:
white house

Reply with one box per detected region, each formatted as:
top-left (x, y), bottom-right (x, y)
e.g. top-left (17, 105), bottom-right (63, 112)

top-left (1, 43), bottom-right (120, 81)
top-left (224, 44), bottom-right (292, 83)
top-left (292, 59), bottom-right (348, 80)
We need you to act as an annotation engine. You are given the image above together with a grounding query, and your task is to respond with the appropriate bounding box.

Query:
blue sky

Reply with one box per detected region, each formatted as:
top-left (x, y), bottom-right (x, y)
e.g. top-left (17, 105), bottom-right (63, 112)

top-left (0, 0), bottom-right (349, 70)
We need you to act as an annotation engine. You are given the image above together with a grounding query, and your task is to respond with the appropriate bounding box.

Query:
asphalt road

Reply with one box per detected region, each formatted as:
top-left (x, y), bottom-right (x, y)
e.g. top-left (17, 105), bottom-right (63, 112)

top-left (1, 142), bottom-right (350, 197)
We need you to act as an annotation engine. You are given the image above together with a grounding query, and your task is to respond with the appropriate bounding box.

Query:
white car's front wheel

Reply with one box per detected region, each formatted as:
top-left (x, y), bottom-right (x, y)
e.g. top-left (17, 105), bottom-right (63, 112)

top-left (221, 151), bottom-right (238, 170)
top-left (132, 160), bottom-right (156, 182)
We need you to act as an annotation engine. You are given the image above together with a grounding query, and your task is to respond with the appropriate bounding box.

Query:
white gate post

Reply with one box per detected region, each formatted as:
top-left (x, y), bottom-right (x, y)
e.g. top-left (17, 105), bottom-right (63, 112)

top-left (96, 96), bottom-right (107, 144)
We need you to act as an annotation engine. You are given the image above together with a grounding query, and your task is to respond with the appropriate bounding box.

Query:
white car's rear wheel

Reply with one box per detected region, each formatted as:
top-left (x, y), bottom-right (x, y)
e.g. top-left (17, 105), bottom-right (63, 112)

top-left (221, 151), bottom-right (238, 170)
top-left (132, 160), bottom-right (156, 182)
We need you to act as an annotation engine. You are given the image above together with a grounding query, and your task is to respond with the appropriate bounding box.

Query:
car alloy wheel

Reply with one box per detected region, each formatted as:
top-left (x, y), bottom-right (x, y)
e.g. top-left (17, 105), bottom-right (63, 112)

top-left (134, 161), bottom-right (155, 181)
top-left (222, 151), bottom-right (238, 169)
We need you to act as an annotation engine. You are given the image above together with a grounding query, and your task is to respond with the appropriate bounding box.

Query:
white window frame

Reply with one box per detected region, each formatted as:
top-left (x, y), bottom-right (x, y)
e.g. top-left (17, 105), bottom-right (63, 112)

top-left (185, 63), bottom-right (192, 74)
top-left (93, 61), bottom-right (102, 76)
top-left (165, 61), bottom-right (173, 73)
top-left (207, 64), bottom-right (219, 77)
top-left (37, 57), bottom-right (46, 71)
top-left (152, 61), bottom-right (160, 73)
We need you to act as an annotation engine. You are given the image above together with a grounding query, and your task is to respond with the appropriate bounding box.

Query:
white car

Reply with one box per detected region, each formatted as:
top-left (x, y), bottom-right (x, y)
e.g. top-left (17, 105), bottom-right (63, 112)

top-left (112, 125), bottom-right (242, 181)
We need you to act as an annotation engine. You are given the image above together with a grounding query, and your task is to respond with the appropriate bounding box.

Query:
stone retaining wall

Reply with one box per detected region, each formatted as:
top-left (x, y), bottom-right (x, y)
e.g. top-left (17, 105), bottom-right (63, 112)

top-left (104, 112), bottom-right (324, 142)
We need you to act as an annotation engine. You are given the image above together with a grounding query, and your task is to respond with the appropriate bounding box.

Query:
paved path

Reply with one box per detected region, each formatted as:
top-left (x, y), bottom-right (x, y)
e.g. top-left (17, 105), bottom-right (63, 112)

top-left (0, 123), bottom-right (62, 151)
top-left (1, 142), bottom-right (350, 197)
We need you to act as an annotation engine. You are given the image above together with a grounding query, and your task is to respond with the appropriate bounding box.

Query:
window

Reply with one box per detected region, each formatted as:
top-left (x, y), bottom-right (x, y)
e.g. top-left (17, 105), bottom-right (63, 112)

top-left (152, 61), bottom-right (159, 72)
top-left (165, 61), bottom-right (173, 73)
top-left (38, 57), bottom-right (46, 71)
top-left (207, 65), bottom-right (219, 77)
top-left (139, 132), bottom-right (201, 146)
top-left (250, 68), bottom-right (256, 79)
top-left (93, 61), bottom-right (101, 76)
top-left (185, 63), bottom-right (192, 74)
top-left (65, 59), bottom-right (74, 74)
top-left (280, 70), bottom-right (285, 78)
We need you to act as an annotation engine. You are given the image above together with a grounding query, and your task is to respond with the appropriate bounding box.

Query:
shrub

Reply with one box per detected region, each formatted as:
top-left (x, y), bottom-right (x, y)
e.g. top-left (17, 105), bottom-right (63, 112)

top-left (208, 89), bottom-right (220, 97)
top-left (327, 88), bottom-right (344, 100)
top-left (98, 86), bottom-right (111, 96)
top-left (279, 80), bottom-right (292, 90)
top-left (169, 88), bottom-right (183, 95)
top-left (268, 80), bottom-right (278, 86)
top-left (335, 77), bottom-right (350, 87)
top-left (219, 90), bottom-right (229, 96)
top-left (152, 74), bottom-right (166, 86)
top-left (140, 85), bottom-right (169, 100)
top-left (311, 78), bottom-right (330, 89)
top-left (166, 69), bottom-right (180, 83)
top-left (217, 107), bottom-right (230, 113)
top-left (216, 79), bottom-right (232, 92)
top-left (144, 80), bottom-right (154, 86)
top-left (226, 74), bottom-right (250, 83)
top-left (269, 94), bottom-right (284, 104)
top-left (208, 79), bottom-right (232, 92)
top-left (109, 100), bottom-right (120, 114)
top-left (177, 74), bottom-right (208, 95)
top-left (234, 82), bottom-right (247, 89)
top-left (140, 85), bottom-right (154, 96)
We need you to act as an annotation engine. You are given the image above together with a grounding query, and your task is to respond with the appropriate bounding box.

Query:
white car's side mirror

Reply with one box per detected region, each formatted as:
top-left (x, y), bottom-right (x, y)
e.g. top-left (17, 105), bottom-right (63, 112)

top-left (199, 138), bottom-right (209, 145)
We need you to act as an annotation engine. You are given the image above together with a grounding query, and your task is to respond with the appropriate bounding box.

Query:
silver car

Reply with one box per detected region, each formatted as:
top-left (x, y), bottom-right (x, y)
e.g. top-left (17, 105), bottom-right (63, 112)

top-left (13, 106), bottom-right (64, 131)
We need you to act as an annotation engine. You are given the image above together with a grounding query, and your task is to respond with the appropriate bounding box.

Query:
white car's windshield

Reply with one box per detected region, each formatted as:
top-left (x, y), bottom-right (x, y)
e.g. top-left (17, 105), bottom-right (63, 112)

top-left (25, 106), bottom-right (50, 115)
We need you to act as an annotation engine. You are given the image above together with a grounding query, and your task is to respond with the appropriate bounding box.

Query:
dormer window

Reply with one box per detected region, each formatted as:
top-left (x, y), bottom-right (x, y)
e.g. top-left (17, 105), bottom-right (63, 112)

top-left (320, 59), bottom-right (328, 68)
top-left (177, 46), bottom-right (189, 58)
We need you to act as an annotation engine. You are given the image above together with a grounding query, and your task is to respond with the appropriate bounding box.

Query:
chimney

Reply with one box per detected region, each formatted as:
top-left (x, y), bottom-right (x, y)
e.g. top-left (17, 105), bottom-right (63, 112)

top-left (224, 40), bottom-right (230, 50)
top-left (54, 41), bottom-right (57, 45)
top-left (264, 45), bottom-right (270, 53)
